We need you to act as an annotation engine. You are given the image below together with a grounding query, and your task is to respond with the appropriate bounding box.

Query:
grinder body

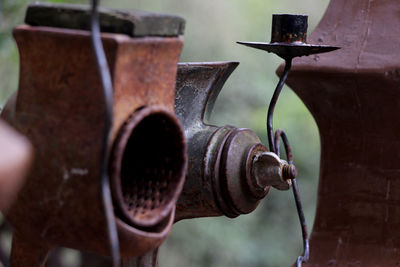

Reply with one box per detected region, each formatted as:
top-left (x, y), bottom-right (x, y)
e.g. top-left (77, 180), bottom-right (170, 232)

top-left (3, 3), bottom-right (187, 263)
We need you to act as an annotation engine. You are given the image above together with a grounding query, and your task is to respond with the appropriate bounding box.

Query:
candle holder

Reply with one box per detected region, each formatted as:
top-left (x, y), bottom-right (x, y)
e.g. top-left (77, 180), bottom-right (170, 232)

top-left (238, 14), bottom-right (339, 267)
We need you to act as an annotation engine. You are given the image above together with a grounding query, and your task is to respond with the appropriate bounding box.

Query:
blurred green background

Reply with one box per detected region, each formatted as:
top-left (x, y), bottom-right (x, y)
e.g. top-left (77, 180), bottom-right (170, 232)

top-left (0, 0), bottom-right (329, 266)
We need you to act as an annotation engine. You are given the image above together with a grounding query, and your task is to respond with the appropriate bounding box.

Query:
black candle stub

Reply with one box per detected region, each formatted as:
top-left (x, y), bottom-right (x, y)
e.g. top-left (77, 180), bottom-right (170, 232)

top-left (271, 14), bottom-right (308, 44)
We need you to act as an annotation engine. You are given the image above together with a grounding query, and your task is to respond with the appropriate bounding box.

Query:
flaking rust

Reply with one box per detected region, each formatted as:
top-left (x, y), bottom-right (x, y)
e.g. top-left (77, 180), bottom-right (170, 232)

top-left (3, 3), bottom-right (187, 266)
top-left (175, 62), bottom-right (272, 220)
top-left (125, 61), bottom-right (291, 267)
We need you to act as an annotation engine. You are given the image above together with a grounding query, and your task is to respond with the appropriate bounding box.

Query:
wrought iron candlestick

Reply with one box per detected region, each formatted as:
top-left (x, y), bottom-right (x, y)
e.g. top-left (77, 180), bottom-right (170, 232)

top-left (238, 14), bottom-right (339, 266)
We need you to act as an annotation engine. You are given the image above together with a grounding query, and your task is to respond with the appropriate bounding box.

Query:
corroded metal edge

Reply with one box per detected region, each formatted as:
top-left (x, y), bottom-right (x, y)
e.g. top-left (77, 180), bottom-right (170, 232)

top-left (26, 2), bottom-right (185, 37)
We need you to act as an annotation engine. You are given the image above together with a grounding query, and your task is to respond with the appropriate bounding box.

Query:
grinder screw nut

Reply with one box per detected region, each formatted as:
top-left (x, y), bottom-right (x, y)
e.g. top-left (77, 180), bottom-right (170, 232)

top-left (282, 163), bottom-right (297, 180)
top-left (251, 152), bottom-right (292, 191)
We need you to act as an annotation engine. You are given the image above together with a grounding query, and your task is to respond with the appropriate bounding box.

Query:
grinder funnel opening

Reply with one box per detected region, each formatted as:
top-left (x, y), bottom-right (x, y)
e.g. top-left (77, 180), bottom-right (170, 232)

top-left (110, 106), bottom-right (186, 229)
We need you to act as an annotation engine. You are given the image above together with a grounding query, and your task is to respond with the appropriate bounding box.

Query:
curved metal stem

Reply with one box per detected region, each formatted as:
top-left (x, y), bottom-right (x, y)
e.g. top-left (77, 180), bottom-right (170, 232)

top-left (274, 129), bottom-right (293, 162)
top-left (267, 58), bottom-right (292, 153)
top-left (275, 130), bottom-right (309, 266)
top-left (268, 59), bottom-right (309, 266)
top-left (293, 177), bottom-right (309, 267)
top-left (90, 1), bottom-right (121, 266)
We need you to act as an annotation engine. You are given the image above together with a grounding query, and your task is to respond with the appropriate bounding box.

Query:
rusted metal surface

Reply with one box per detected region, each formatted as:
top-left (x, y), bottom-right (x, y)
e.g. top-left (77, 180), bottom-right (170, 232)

top-left (0, 119), bottom-right (32, 212)
top-left (174, 62), bottom-right (264, 220)
top-left (271, 14), bottom-right (308, 44)
top-left (110, 106), bottom-right (186, 229)
top-left (283, 0), bottom-right (400, 265)
top-left (174, 61), bottom-right (293, 222)
top-left (25, 2), bottom-right (185, 38)
top-left (218, 128), bottom-right (268, 216)
top-left (2, 3), bottom-right (187, 265)
top-left (174, 62), bottom-right (236, 220)
top-left (119, 61), bottom-right (295, 267)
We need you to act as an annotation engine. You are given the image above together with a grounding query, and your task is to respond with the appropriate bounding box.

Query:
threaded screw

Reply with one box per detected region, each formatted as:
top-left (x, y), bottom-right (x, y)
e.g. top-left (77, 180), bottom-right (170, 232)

top-left (282, 164), bottom-right (297, 180)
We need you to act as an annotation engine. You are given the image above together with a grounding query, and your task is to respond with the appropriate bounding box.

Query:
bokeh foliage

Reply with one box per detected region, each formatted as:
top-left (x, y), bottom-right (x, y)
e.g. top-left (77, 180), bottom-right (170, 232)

top-left (0, 0), bottom-right (329, 266)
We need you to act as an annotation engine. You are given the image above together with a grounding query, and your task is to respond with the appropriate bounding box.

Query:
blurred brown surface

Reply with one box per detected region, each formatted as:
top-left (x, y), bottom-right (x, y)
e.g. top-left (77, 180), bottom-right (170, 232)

top-left (0, 119), bottom-right (31, 212)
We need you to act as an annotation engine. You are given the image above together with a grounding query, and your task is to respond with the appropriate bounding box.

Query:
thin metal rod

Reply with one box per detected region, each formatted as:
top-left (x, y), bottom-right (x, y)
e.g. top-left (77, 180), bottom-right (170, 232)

top-left (274, 130), bottom-right (309, 266)
top-left (274, 129), bottom-right (293, 161)
top-left (267, 58), bottom-right (292, 153)
top-left (293, 178), bottom-right (309, 267)
top-left (268, 60), bottom-right (309, 266)
top-left (90, 1), bottom-right (121, 266)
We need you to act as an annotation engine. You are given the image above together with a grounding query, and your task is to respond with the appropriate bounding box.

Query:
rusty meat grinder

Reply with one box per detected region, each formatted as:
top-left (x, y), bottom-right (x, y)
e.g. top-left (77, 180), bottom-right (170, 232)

top-left (174, 61), bottom-right (295, 221)
top-left (117, 60), bottom-right (299, 267)
top-left (68, 1), bottom-right (400, 266)
top-left (98, 3), bottom-right (400, 267)
top-left (121, 63), bottom-right (297, 267)
top-left (106, 12), bottom-right (332, 267)
top-left (2, 3), bottom-right (187, 266)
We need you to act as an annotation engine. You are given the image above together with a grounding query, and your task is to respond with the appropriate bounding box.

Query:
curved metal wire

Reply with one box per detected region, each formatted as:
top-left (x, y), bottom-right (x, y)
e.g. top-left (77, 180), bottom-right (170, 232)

top-left (267, 58), bottom-right (309, 267)
top-left (275, 130), bottom-right (309, 266)
top-left (293, 177), bottom-right (310, 267)
top-left (90, 1), bottom-right (121, 266)
top-left (267, 59), bottom-right (292, 154)
top-left (274, 129), bottom-right (292, 161)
